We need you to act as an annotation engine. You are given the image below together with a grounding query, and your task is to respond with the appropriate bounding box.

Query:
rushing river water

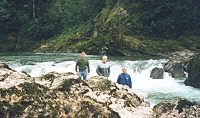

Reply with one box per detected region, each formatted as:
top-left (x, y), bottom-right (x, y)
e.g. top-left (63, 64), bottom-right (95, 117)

top-left (0, 52), bottom-right (199, 107)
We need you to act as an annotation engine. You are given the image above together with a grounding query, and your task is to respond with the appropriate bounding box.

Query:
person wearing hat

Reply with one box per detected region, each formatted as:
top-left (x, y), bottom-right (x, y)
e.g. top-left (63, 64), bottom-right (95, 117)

top-left (117, 67), bottom-right (132, 88)
top-left (96, 55), bottom-right (110, 77)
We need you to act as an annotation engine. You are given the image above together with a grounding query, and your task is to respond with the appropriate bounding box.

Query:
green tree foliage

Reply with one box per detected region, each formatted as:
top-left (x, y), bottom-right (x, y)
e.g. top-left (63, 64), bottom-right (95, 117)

top-left (136, 0), bottom-right (200, 38)
top-left (0, 0), bottom-right (106, 48)
top-left (0, 0), bottom-right (199, 53)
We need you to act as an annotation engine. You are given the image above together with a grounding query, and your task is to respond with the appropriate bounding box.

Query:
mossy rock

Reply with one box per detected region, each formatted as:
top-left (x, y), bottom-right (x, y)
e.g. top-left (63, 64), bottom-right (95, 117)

top-left (42, 73), bottom-right (56, 79)
top-left (153, 100), bottom-right (175, 117)
top-left (85, 77), bottom-right (117, 92)
top-left (58, 78), bottom-right (88, 93)
top-left (175, 98), bottom-right (193, 113)
top-left (122, 93), bottom-right (142, 107)
top-left (75, 101), bottom-right (120, 118)
top-left (64, 72), bottom-right (75, 75)
top-left (18, 82), bottom-right (49, 95)
top-left (153, 98), bottom-right (193, 117)
top-left (0, 82), bottom-right (49, 97)
top-left (0, 101), bottom-right (9, 118)
top-left (184, 53), bottom-right (200, 88)
top-left (0, 82), bottom-right (49, 98)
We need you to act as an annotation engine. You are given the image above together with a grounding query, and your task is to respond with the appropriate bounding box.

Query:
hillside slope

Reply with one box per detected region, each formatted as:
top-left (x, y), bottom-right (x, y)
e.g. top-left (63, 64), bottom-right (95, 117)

top-left (1, 0), bottom-right (199, 55)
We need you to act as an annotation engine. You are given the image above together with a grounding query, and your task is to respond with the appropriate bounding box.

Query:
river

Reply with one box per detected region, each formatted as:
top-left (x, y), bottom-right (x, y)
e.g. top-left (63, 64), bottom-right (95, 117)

top-left (0, 52), bottom-right (199, 107)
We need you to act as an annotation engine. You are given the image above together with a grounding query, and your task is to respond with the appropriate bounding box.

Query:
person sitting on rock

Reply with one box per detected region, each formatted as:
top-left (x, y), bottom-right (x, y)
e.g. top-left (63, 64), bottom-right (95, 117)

top-left (96, 55), bottom-right (110, 77)
top-left (117, 67), bottom-right (132, 88)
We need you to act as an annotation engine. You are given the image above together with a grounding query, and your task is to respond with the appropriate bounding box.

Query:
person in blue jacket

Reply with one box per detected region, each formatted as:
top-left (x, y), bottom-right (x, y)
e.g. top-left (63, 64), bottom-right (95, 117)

top-left (117, 67), bottom-right (132, 88)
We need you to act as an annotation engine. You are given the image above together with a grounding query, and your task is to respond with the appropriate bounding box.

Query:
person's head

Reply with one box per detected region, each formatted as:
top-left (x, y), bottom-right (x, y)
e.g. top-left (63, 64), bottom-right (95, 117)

top-left (81, 51), bottom-right (85, 59)
top-left (122, 67), bottom-right (127, 74)
top-left (102, 55), bottom-right (107, 63)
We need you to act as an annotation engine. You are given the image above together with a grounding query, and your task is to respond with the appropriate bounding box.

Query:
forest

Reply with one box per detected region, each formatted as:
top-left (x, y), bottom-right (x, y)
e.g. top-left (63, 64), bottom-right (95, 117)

top-left (0, 0), bottom-right (199, 55)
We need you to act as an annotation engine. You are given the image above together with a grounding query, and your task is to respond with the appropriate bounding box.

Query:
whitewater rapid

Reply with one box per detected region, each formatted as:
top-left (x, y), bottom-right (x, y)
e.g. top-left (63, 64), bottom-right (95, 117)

top-left (1, 52), bottom-right (200, 107)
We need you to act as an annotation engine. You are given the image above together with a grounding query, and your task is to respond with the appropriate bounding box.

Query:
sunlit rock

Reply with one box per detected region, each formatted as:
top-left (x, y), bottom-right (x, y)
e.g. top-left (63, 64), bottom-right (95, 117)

top-left (1, 62), bottom-right (198, 118)
top-left (0, 63), bottom-right (152, 118)
top-left (85, 76), bottom-right (153, 117)
top-left (0, 63), bottom-right (31, 88)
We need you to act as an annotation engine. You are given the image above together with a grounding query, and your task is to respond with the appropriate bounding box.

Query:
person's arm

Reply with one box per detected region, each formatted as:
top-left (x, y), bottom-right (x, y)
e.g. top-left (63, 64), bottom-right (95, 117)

top-left (87, 60), bottom-right (90, 73)
top-left (75, 59), bottom-right (79, 73)
top-left (129, 75), bottom-right (132, 88)
top-left (117, 75), bottom-right (121, 84)
top-left (96, 65), bottom-right (102, 76)
top-left (108, 66), bottom-right (110, 76)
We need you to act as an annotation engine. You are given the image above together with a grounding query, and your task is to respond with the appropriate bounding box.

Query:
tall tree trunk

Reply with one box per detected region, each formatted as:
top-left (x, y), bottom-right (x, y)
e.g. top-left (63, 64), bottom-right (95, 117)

top-left (33, 0), bottom-right (35, 18)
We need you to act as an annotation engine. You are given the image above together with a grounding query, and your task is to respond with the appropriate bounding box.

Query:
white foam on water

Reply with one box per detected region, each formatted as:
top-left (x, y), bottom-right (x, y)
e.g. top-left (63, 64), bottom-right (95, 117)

top-left (11, 56), bottom-right (200, 108)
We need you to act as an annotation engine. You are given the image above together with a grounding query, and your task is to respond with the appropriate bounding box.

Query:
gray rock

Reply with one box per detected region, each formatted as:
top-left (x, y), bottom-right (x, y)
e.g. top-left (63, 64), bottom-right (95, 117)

top-left (153, 98), bottom-right (197, 118)
top-left (163, 61), bottom-right (186, 78)
top-left (192, 101), bottom-right (200, 106)
top-left (184, 53), bottom-right (200, 88)
top-left (0, 62), bottom-right (30, 84)
top-left (183, 60), bottom-right (189, 73)
top-left (163, 49), bottom-right (195, 78)
top-left (150, 67), bottom-right (164, 79)
top-left (0, 65), bottom-right (153, 118)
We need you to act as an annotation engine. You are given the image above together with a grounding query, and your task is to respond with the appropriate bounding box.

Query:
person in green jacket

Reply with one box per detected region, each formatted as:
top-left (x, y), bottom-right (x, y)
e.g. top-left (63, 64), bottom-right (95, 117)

top-left (75, 51), bottom-right (90, 80)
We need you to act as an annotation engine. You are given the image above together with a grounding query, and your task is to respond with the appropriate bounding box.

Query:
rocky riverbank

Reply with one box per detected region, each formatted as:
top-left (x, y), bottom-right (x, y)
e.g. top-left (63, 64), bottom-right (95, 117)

top-left (150, 49), bottom-right (200, 89)
top-left (150, 49), bottom-right (194, 79)
top-left (0, 62), bottom-right (152, 117)
top-left (165, 50), bottom-right (200, 89)
top-left (184, 52), bottom-right (200, 88)
top-left (1, 60), bottom-right (200, 117)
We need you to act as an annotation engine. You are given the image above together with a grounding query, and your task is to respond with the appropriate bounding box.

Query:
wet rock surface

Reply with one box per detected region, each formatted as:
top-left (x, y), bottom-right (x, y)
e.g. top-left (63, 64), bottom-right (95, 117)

top-left (85, 76), bottom-right (152, 117)
top-left (153, 98), bottom-right (199, 118)
top-left (163, 61), bottom-right (186, 78)
top-left (162, 49), bottom-right (194, 78)
top-left (150, 67), bottom-right (164, 79)
top-left (184, 52), bottom-right (200, 88)
top-left (0, 63), bottom-right (153, 118)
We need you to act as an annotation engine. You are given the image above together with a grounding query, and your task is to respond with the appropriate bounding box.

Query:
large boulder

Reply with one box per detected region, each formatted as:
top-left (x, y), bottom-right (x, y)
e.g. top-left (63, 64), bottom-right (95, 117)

top-left (184, 53), bottom-right (200, 88)
top-left (0, 72), bottom-right (121, 118)
top-left (153, 98), bottom-right (197, 118)
top-left (0, 64), bottom-right (153, 118)
top-left (150, 67), bottom-right (164, 79)
top-left (182, 60), bottom-right (189, 73)
top-left (162, 49), bottom-right (195, 77)
top-left (1, 61), bottom-right (199, 118)
top-left (163, 61), bottom-right (186, 78)
top-left (0, 62), bottom-right (31, 86)
top-left (85, 76), bottom-right (153, 117)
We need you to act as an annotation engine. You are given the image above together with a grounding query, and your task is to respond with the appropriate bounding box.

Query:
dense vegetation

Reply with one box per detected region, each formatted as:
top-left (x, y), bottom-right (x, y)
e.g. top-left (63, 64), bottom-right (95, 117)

top-left (0, 0), bottom-right (199, 55)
